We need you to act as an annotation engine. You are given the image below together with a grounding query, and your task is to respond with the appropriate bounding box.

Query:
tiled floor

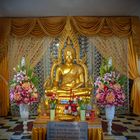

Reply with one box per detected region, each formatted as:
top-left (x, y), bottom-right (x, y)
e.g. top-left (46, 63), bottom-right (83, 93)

top-left (101, 114), bottom-right (140, 140)
top-left (0, 116), bottom-right (35, 140)
top-left (0, 114), bottom-right (140, 140)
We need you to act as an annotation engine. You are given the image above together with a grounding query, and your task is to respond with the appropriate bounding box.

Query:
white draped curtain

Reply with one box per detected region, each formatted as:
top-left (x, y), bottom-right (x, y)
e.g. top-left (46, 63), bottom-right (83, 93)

top-left (89, 36), bottom-right (128, 76)
top-left (8, 35), bottom-right (53, 80)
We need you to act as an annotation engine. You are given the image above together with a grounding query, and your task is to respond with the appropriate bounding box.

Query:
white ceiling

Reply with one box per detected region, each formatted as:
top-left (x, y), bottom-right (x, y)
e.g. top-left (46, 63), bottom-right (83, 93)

top-left (0, 0), bottom-right (140, 17)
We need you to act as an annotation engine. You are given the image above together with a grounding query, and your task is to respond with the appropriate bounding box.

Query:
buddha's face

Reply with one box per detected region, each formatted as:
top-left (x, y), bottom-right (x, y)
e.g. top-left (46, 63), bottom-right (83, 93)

top-left (65, 51), bottom-right (74, 63)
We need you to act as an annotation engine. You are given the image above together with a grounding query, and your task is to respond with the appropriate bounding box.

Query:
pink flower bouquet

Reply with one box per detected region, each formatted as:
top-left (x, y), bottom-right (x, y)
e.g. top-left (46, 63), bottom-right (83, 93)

top-left (10, 59), bottom-right (39, 105)
top-left (94, 71), bottom-right (126, 107)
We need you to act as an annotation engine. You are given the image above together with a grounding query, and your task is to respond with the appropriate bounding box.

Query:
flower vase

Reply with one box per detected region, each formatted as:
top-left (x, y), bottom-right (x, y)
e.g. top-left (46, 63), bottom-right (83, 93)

top-left (19, 104), bottom-right (29, 120)
top-left (80, 110), bottom-right (86, 121)
top-left (50, 109), bottom-right (55, 121)
top-left (105, 105), bottom-right (115, 135)
top-left (19, 104), bottom-right (29, 134)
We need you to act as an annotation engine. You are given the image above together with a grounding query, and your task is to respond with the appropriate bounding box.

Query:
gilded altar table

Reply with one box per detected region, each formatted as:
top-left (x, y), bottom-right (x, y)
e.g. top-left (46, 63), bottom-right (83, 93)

top-left (32, 116), bottom-right (103, 140)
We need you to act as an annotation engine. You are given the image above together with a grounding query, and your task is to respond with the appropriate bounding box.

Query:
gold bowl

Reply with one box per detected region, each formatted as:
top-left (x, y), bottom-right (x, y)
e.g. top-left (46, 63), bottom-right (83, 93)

top-left (58, 115), bottom-right (75, 121)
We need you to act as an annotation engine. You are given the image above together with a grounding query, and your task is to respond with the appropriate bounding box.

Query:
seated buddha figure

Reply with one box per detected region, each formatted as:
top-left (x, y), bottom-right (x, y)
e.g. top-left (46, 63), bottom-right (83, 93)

top-left (44, 39), bottom-right (92, 100)
top-left (56, 46), bottom-right (84, 91)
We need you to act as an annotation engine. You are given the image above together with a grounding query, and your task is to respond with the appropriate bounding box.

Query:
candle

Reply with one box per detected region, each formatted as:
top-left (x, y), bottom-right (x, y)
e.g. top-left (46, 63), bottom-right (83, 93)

top-left (21, 57), bottom-right (25, 67)
top-left (108, 57), bottom-right (112, 66)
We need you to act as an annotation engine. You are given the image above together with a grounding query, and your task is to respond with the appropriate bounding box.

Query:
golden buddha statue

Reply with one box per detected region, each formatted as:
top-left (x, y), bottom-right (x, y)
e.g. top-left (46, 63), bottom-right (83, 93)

top-left (55, 44), bottom-right (84, 91)
top-left (44, 38), bottom-right (92, 100)
top-left (43, 38), bottom-right (92, 116)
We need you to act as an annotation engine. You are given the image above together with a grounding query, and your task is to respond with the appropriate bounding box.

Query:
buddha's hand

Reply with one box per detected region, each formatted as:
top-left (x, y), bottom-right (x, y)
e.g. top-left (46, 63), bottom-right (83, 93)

top-left (52, 86), bottom-right (58, 92)
top-left (61, 81), bottom-right (76, 90)
top-left (71, 80), bottom-right (76, 87)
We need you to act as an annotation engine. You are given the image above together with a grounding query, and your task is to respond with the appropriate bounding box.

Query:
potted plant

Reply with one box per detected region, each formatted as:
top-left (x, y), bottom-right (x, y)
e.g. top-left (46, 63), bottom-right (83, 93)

top-left (76, 97), bottom-right (89, 121)
top-left (47, 94), bottom-right (58, 120)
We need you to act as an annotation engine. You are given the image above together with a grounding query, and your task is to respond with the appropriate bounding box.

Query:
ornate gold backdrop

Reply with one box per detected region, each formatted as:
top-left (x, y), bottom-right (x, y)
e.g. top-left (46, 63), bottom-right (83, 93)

top-left (0, 16), bottom-right (140, 116)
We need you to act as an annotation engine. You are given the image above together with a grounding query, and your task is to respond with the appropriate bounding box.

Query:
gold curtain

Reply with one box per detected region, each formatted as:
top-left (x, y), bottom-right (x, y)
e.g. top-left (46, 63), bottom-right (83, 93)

top-left (0, 19), bottom-right (11, 62)
top-left (0, 19), bottom-right (10, 116)
top-left (11, 17), bottom-right (66, 37)
top-left (131, 17), bottom-right (140, 58)
top-left (32, 127), bottom-right (103, 140)
top-left (0, 56), bottom-right (9, 116)
top-left (71, 17), bottom-right (131, 37)
top-left (128, 37), bottom-right (140, 115)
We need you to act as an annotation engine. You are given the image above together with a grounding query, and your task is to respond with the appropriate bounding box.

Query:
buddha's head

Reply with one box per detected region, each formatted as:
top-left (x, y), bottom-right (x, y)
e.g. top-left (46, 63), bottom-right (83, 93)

top-left (64, 40), bottom-right (75, 63)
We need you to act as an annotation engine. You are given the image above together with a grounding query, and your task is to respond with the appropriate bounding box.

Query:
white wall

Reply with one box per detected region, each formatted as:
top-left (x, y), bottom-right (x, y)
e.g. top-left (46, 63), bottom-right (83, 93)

top-left (0, 0), bottom-right (140, 17)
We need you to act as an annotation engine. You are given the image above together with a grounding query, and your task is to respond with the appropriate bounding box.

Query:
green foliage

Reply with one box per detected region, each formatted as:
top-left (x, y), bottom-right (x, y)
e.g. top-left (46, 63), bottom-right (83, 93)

top-left (30, 76), bottom-right (39, 88)
top-left (99, 57), bottom-right (127, 86)
top-left (9, 80), bottom-right (15, 86)
top-left (27, 68), bottom-right (33, 78)
top-left (26, 64), bottom-right (39, 87)
top-left (117, 75), bottom-right (127, 86)
top-left (77, 97), bottom-right (90, 110)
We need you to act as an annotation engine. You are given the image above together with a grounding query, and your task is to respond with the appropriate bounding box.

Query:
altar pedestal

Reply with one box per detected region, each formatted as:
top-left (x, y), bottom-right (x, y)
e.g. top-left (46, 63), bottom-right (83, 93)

top-left (32, 116), bottom-right (103, 140)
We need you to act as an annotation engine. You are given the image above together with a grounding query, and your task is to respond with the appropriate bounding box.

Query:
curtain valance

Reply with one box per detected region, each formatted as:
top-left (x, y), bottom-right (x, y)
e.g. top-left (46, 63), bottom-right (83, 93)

top-left (10, 17), bottom-right (131, 37)
top-left (11, 17), bottom-right (66, 37)
top-left (71, 17), bottom-right (131, 37)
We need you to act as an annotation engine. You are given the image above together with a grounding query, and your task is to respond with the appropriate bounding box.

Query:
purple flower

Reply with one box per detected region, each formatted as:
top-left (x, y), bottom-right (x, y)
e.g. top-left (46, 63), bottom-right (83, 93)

top-left (10, 88), bottom-right (14, 101)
